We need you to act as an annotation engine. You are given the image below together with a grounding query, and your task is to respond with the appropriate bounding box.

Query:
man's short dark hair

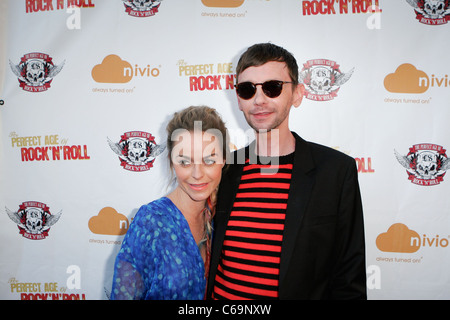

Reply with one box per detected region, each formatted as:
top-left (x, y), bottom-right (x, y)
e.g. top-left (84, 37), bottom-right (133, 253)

top-left (236, 43), bottom-right (299, 86)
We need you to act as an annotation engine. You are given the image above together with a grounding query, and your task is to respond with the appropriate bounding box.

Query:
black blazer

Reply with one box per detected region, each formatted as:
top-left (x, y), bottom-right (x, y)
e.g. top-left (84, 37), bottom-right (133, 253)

top-left (207, 132), bottom-right (366, 299)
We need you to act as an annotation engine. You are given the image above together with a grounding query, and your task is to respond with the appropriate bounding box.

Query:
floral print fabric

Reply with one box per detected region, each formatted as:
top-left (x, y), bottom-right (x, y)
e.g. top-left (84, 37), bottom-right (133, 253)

top-left (111, 197), bottom-right (206, 300)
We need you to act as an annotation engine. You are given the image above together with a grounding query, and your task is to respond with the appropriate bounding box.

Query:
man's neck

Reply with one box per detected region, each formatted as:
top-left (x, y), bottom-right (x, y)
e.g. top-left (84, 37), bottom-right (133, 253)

top-left (254, 129), bottom-right (295, 157)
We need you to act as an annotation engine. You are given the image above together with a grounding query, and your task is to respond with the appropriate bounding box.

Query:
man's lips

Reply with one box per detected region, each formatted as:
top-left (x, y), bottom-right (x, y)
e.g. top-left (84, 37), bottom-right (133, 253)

top-left (189, 183), bottom-right (209, 191)
top-left (251, 111), bottom-right (273, 119)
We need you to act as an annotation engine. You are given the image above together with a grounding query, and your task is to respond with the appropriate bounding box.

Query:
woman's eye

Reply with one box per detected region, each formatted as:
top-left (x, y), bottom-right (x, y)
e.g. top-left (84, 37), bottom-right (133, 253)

top-left (179, 159), bottom-right (191, 166)
top-left (204, 159), bottom-right (216, 165)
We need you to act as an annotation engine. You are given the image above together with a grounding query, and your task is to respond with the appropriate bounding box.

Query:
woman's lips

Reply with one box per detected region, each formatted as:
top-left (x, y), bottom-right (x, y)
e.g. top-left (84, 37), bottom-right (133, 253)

top-left (189, 183), bottom-right (209, 191)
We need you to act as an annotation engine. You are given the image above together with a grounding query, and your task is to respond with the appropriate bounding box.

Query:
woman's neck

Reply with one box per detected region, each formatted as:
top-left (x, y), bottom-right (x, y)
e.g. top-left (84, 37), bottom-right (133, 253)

top-left (167, 187), bottom-right (206, 243)
top-left (168, 187), bottom-right (204, 217)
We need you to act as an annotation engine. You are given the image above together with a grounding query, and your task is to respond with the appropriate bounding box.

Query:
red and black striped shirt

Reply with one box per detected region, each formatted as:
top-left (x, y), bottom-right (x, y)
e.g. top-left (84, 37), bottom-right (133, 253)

top-left (213, 153), bottom-right (294, 300)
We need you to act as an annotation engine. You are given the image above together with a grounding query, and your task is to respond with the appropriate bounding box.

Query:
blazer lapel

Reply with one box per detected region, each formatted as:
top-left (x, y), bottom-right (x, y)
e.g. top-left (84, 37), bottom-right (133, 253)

top-left (279, 133), bottom-right (316, 288)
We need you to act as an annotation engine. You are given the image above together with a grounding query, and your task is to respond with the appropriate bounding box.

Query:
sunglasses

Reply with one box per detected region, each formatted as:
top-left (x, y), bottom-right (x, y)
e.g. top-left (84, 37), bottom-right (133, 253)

top-left (235, 80), bottom-right (294, 100)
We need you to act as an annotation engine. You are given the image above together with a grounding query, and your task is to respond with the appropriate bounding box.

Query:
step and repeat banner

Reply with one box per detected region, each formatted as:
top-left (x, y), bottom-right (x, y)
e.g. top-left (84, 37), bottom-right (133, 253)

top-left (0, 0), bottom-right (449, 300)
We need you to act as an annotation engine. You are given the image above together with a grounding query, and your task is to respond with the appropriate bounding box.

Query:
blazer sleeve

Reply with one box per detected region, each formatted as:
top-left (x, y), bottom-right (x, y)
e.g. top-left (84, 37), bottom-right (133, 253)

top-left (330, 158), bottom-right (367, 299)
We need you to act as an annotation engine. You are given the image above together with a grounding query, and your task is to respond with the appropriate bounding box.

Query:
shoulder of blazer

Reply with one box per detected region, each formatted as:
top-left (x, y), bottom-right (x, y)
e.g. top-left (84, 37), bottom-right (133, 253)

top-left (292, 131), bottom-right (355, 171)
top-left (291, 132), bottom-right (315, 174)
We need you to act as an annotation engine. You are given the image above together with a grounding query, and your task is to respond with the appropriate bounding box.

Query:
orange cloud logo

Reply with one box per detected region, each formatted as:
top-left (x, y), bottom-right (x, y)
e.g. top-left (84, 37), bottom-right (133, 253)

top-left (376, 223), bottom-right (420, 253)
top-left (88, 207), bottom-right (129, 235)
top-left (201, 0), bottom-right (244, 7)
top-left (91, 54), bottom-right (133, 83)
top-left (384, 63), bottom-right (429, 94)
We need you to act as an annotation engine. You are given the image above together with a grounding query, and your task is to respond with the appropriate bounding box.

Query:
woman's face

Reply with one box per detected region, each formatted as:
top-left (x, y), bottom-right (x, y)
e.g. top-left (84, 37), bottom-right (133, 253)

top-left (171, 130), bottom-right (225, 204)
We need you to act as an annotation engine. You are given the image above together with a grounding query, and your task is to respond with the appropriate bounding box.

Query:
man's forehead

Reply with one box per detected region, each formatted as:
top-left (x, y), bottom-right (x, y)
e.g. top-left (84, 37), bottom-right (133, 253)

top-left (238, 61), bottom-right (290, 81)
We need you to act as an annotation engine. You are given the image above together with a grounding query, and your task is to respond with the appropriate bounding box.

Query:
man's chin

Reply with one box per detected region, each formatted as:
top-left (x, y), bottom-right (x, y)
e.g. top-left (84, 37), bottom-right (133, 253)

top-left (247, 120), bottom-right (274, 133)
top-left (254, 128), bottom-right (273, 133)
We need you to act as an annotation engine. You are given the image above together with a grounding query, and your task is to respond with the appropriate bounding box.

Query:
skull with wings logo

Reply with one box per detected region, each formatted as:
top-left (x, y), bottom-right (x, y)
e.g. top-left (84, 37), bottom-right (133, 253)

top-left (108, 131), bottom-right (165, 172)
top-left (5, 202), bottom-right (62, 240)
top-left (395, 144), bottom-right (450, 186)
top-left (9, 53), bottom-right (64, 92)
top-left (299, 59), bottom-right (354, 101)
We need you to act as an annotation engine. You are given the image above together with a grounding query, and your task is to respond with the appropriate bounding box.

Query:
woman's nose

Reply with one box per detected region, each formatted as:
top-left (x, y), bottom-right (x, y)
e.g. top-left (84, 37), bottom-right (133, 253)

top-left (191, 164), bottom-right (204, 179)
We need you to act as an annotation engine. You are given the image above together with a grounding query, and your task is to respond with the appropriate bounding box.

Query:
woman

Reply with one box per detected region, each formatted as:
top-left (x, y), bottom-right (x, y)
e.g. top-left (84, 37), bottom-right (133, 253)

top-left (110, 106), bottom-right (228, 300)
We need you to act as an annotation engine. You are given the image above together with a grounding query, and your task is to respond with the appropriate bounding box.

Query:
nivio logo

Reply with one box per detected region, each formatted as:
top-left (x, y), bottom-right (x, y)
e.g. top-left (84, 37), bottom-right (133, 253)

top-left (384, 63), bottom-right (449, 94)
top-left (91, 54), bottom-right (160, 84)
top-left (89, 207), bottom-right (130, 236)
top-left (202, 0), bottom-right (244, 7)
top-left (376, 223), bottom-right (450, 254)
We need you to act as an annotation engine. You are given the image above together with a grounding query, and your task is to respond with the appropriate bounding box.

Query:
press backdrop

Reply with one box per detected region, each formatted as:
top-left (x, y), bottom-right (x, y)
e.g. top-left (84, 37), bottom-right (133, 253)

top-left (1, 0), bottom-right (450, 300)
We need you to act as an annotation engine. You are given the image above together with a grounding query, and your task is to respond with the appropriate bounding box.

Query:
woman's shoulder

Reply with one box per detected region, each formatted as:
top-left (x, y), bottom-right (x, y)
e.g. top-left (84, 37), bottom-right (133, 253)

top-left (133, 197), bottom-right (178, 225)
top-left (141, 197), bottom-right (174, 213)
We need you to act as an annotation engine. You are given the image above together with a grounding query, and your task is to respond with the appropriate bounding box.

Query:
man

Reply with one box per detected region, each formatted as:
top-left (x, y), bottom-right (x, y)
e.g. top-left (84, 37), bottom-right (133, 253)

top-left (207, 43), bottom-right (366, 299)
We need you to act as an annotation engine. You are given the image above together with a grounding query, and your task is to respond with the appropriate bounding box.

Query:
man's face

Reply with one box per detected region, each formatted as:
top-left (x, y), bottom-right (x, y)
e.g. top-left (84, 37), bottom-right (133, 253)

top-left (236, 61), bottom-right (304, 133)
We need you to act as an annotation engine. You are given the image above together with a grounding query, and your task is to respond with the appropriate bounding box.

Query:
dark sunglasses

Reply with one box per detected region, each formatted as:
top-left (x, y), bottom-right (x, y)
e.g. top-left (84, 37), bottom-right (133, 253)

top-left (235, 80), bottom-right (294, 100)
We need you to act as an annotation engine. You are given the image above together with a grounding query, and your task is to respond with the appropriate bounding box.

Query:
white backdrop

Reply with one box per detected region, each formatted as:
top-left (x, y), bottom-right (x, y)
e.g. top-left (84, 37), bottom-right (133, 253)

top-left (1, 0), bottom-right (450, 300)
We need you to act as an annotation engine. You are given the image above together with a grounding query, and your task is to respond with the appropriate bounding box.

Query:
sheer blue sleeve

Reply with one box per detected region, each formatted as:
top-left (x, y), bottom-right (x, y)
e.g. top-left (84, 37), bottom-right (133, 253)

top-left (110, 205), bottom-right (153, 300)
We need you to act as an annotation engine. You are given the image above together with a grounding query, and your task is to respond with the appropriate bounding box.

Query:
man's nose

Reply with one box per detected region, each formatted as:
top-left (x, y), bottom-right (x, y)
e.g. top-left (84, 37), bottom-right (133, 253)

top-left (253, 85), bottom-right (269, 105)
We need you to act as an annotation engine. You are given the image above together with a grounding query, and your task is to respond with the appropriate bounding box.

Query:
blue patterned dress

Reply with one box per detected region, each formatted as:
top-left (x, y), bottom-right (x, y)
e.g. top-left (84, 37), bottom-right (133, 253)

top-left (110, 197), bottom-right (206, 300)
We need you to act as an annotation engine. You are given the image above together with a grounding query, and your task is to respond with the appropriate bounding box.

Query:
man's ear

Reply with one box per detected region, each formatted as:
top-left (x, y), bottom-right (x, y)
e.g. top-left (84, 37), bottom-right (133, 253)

top-left (292, 83), bottom-right (305, 108)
